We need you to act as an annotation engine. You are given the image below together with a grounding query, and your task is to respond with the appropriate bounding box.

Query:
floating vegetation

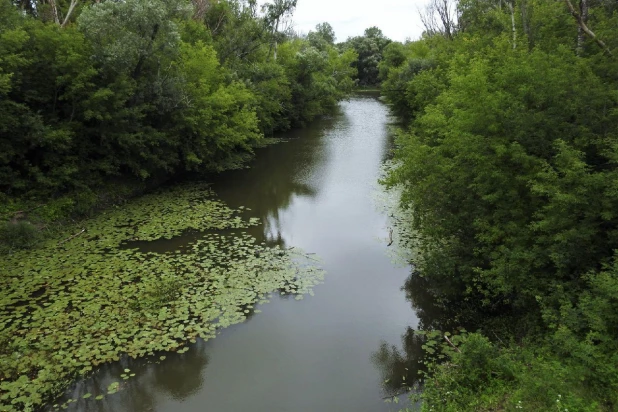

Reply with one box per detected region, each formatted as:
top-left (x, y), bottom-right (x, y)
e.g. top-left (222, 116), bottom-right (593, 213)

top-left (0, 184), bottom-right (323, 411)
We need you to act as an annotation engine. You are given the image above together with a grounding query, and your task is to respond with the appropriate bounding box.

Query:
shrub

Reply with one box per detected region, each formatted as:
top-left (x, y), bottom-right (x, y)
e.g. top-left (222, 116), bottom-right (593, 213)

top-left (0, 220), bottom-right (40, 250)
top-left (419, 333), bottom-right (602, 412)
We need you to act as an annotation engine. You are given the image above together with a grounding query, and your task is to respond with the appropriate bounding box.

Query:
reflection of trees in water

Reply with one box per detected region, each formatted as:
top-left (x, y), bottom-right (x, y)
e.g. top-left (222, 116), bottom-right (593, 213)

top-left (211, 108), bottom-right (344, 245)
top-left (129, 110), bottom-right (341, 254)
top-left (372, 326), bottom-right (426, 397)
top-left (404, 271), bottom-right (467, 333)
top-left (372, 269), bottom-right (481, 399)
top-left (53, 106), bottom-right (362, 411)
top-left (52, 341), bottom-right (210, 412)
top-left (263, 225), bottom-right (286, 248)
top-left (49, 104), bottom-right (360, 411)
top-left (150, 342), bottom-right (209, 400)
top-left (374, 266), bottom-right (522, 400)
top-left (380, 118), bottom-right (405, 164)
top-left (372, 271), bottom-right (443, 399)
top-left (260, 181), bottom-right (316, 243)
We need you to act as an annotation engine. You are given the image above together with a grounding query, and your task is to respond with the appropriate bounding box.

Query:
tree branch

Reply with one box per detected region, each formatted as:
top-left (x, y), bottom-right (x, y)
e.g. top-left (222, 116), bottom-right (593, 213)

top-left (61, 0), bottom-right (79, 28)
top-left (563, 0), bottom-right (613, 56)
top-left (444, 334), bottom-right (461, 353)
top-left (58, 229), bottom-right (85, 246)
top-left (507, 1), bottom-right (516, 49)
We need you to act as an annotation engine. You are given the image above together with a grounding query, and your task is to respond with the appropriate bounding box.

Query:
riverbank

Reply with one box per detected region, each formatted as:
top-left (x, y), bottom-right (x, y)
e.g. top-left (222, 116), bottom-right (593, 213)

top-left (378, 7), bottom-right (618, 408)
top-left (0, 136), bottom-right (287, 255)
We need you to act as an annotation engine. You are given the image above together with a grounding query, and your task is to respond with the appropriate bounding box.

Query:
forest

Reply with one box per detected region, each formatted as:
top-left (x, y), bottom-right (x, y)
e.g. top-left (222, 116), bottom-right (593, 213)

top-left (0, 0), bottom-right (358, 235)
top-left (379, 0), bottom-right (618, 410)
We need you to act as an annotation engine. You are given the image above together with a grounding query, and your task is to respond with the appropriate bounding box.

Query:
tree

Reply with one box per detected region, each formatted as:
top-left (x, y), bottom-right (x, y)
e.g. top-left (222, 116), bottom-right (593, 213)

top-left (307, 22), bottom-right (336, 49)
top-left (0, 0), bottom-right (357, 204)
top-left (261, 0), bottom-right (297, 60)
top-left (12, 0), bottom-right (98, 26)
top-left (0, 16), bottom-right (98, 193)
top-left (314, 22), bottom-right (335, 44)
top-left (199, 0), bottom-right (270, 66)
top-left (563, 0), bottom-right (613, 56)
top-left (174, 40), bottom-right (262, 171)
top-left (342, 26), bottom-right (391, 86)
top-left (420, 0), bottom-right (458, 39)
top-left (383, 1), bottom-right (618, 408)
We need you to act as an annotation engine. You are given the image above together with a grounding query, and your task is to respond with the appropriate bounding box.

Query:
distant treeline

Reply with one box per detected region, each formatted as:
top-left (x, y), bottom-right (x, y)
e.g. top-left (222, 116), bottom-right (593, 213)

top-left (0, 0), bottom-right (357, 211)
top-left (380, 0), bottom-right (618, 410)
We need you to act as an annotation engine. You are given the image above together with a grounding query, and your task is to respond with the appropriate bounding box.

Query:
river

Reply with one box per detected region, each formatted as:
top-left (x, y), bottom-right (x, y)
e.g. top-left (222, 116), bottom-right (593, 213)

top-left (51, 93), bottom-right (421, 411)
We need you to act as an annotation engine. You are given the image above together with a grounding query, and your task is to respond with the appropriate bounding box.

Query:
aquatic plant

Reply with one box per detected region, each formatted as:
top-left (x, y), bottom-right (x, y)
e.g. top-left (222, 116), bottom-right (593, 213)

top-left (0, 184), bottom-right (323, 411)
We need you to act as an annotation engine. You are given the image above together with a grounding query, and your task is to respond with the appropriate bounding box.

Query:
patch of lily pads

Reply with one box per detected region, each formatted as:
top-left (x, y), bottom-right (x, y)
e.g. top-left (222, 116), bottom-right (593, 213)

top-left (0, 184), bottom-right (323, 411)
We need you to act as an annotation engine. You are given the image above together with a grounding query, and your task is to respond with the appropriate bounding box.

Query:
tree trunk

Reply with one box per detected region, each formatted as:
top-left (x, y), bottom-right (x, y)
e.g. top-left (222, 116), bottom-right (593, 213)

top-left (563, 0), bottom-right (613, 56)
top-left (508, 1), bottom-right (517, 49)
top-left (437, 0), bottom-right (454, 40)
top-left (48, 0), bottom-right (60, 24)
top-left (132, 24), bottom-right (160, 81)
top-left (61, 0), bottom-right (79, 27)
top-left (271, 17), bottom-right (280, 61)
top-left (577, 0), bottom-right (589, 55)
top-left (191, 0), bottom-right (210, 21)
top-left (520, 0), bottom-right (531, 48)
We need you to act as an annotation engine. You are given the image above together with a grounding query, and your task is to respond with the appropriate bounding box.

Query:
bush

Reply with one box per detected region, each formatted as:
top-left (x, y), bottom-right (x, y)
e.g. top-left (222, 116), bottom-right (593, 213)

top-left (0, 220), bottom-right (40, 250)
top-left (419, 333), bottom-right (602, 412)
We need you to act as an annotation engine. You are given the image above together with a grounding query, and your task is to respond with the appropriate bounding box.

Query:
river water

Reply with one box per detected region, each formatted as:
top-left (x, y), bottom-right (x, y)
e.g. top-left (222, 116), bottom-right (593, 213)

top-left (53, 93), bottom-right (421, 411)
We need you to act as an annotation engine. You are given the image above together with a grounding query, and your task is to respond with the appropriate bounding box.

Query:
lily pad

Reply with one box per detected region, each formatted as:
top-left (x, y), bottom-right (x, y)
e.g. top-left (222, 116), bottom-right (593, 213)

top-left (0, 184), bottom-right (324, 411)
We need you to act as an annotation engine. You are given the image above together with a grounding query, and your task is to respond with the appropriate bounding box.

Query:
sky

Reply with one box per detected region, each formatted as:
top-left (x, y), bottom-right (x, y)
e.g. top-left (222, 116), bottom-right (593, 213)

top-left (289, 0), bottom-right (431, 42)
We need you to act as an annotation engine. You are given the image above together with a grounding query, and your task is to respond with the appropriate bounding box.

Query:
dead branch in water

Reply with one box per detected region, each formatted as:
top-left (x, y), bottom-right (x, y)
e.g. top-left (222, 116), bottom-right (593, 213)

top-left (58, 229), bottom-right (85, 246)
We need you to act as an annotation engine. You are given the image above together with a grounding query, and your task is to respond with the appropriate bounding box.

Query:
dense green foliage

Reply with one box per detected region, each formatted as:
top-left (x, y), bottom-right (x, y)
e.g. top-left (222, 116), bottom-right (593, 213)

top-left (380, 0), bottom-right (618, 410)
top-left (340, 27), bottom-right (391, 87)
top-left (0, 0), bottom-right (356, 228)
top-left (414, 331), bottom-right (602, 411)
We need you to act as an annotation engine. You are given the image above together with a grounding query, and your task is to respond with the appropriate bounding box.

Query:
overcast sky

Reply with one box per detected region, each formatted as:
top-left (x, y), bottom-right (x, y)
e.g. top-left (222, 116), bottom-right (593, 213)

top-left (289, 0), bottom-right (431, 42)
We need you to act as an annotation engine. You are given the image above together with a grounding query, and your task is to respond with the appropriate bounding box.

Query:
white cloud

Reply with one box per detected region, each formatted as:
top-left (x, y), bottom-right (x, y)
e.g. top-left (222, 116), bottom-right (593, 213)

top-left (290, 0), bottom-right (431, 42)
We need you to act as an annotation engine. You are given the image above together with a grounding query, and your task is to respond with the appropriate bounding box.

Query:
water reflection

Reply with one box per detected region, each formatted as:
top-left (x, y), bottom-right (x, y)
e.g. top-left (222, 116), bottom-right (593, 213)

top-left (50, 340), bottom-right (210, 412)
top-left (46, 118), bottom-right (339, 410)
top-left (372, 328), bottom-right (425, 398)
top-left (210, 110), bottom-right (342, 239)
top-left (371, 272), bottom-right (443, 400)
top-left (123, 108), bottom-right (340, 256)
top-left (372, 265), bottom-right (499, 403)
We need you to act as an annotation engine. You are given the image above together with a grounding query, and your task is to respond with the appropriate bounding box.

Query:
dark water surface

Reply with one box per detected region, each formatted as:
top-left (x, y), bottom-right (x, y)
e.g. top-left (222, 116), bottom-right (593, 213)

top-left (53, 94), bottom-right (419, 411)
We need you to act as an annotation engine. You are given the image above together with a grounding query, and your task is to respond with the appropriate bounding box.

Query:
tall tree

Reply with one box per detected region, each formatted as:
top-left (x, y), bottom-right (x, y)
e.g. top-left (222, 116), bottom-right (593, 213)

top-left (342, 26), bottom-right (391, 86)
top-left (261, 0), bottom-right (297, 60)
top-left (420, 0), bottom-right (458, 39)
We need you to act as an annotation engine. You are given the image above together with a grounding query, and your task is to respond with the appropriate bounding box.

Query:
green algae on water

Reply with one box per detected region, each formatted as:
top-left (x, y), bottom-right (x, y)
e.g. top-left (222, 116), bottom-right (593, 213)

top-left (0, 184), bottom-right (324, 411)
